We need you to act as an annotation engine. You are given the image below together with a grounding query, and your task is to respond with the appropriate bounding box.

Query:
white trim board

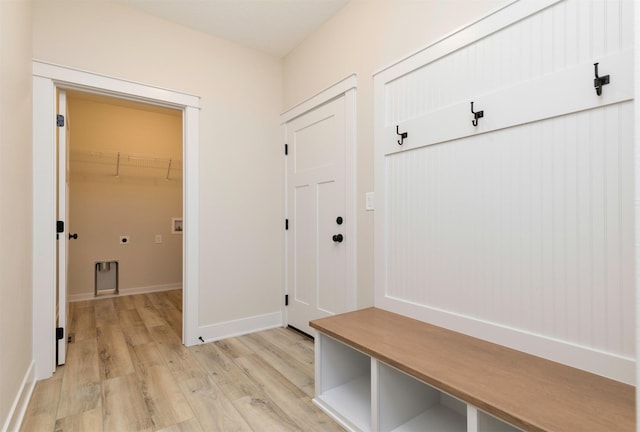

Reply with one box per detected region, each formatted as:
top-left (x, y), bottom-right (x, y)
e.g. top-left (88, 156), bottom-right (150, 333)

top-left (32, 61), bottom-right (200, 380)
top-left (377, 296), bottom-right (635, 384)
top-left (1, 361), bottom-right (35, 432)
top-left (68, 284), bottom-right (183, 303)
top-left (372, 0), bottom-right (558, 78)
top-left (32, 61), bottom-right (199, 108)
top-left (280, 74), bottom-right (357, 123)
top-left (196, 311), bottom-right (283, 343)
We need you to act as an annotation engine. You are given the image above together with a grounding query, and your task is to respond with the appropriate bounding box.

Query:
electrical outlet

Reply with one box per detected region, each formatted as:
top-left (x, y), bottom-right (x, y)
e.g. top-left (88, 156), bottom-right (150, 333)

top-left (155, 234), bottom-right (162, 244)
top-left (120, 235), bottom-right (130, 245)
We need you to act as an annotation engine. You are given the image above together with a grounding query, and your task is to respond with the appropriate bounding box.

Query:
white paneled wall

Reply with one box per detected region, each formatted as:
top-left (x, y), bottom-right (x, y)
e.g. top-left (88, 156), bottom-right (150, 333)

top-left (384, 0), bottom-right (633, 127)
top-left (374, 0), bottom-right (635, 384)
top-left (385, 103), bottom-right (634, 356)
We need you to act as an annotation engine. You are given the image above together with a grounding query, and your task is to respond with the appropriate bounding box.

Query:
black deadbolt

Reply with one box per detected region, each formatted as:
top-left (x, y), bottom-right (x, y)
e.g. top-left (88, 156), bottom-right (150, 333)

top-left (336, 216), bottom-right (343, 225)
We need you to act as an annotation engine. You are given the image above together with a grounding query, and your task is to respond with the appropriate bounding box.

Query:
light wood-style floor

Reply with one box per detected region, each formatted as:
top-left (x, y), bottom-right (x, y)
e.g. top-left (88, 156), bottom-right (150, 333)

top-left (21, 290), bottom-right (343, 431)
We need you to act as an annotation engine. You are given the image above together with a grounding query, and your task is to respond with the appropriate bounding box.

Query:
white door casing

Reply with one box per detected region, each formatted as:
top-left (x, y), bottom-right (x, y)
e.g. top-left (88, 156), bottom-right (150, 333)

top-left (283, 75), bottom-right (357, 336)
top-left (32, 61), bottom-right (200, 379)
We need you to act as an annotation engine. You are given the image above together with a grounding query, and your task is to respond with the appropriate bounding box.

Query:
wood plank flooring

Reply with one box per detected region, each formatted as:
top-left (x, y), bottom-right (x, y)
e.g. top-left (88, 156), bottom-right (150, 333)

top-left (20, 290), bottom-right (342, 431)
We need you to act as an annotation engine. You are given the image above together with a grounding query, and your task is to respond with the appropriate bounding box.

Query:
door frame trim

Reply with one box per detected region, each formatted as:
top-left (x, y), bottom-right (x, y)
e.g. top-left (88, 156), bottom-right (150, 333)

top-left (281, 74), bottom-right (358, 326)
top-left (32, 60), bottom-right (201, 379)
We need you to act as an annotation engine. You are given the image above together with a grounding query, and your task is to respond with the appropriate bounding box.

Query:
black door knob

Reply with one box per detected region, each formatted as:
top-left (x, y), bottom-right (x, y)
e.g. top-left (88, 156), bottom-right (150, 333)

top-left (69, 233), bottom-right (78, 240)
top-left (332, 234), bottom-right (343, 243)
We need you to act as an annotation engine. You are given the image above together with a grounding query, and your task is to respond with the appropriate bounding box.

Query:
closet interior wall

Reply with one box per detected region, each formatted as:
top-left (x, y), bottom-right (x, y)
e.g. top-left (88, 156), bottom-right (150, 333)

top-left (66, 92), bottom-right (183, 300)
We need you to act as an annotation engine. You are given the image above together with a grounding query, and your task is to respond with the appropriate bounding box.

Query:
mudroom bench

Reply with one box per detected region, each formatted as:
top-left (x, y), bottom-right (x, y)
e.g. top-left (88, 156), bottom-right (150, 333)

top-left (310, 308), bottom-right (634, 432)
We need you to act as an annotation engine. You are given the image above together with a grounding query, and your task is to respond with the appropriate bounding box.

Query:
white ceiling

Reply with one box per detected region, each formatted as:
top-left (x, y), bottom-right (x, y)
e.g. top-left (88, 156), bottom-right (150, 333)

top-left (114, 0), bottom-right (349, 57)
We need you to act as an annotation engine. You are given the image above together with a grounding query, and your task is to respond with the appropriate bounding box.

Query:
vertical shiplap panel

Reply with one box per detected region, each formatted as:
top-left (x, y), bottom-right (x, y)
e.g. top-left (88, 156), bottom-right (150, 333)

top-left (552, 0), bottom-right (567, 71)
top-left (408, 151), bottom-right (420, 303)
top-left (619, 0), bottom-right (633, 50)
top-left (540, 120), bottom-right (555, 336)
top-left (529, 122), bottom-right (545, 336)
top-left (504, 129), bottom-right (523, 326)
top-left (592, 0), bottom-right (606, 59)
top-left (589, 106), bottom-right (608, 351)
top-left (529, 6), bottom-right (544, 81)
top-left (618, 101), bottom-right (635, 357)
top-left (605, 0), bottom-right (621, 54)
top-left (458, 40), bottom-right (471, 106)
top-left (510, 20), bottom-right (524, 84)
top-left (520, 124), bottom-right (535, 332)
top-left (540, 7), bottom-right (555, 76)
top-left (493, 28), bottom-right (506, 92)
top-left (564, 0), bottom-right (578, 67)
top-left (400, 76), bottom-right (409, 122)
top-left (575, 0), bottom-right (591, 64)
top-left (407, 73), bottom-right (416, 121)
top-left (494, 131), bottom-right (506, 323)
top-left (563, 113), bottom-right (580, 344)
top-left (450, 50), bottom-right (466, 111)
top-left (423, 147), bottom-right (436, 306)
top-left (392, 154), bottom-right (406, 300)
top-left (575, 108), bottom-right (594, 348)
top-left (551, 118), bottom-right (568, 341)
top-left (416, 73), bottom-right (426, 125)
top-left (520, 13), bottom-right (533, 84)
top-left (436, 58), bottom-right (447, 114)
top-left (604, 105), bottom-right (622, 353)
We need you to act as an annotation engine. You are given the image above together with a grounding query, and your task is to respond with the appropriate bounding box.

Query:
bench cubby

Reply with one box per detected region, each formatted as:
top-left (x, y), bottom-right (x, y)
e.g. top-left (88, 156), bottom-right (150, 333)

top-left (376, 361), bottom-right (466, 432)
top-left (315, 333), bottom-right (372, 431)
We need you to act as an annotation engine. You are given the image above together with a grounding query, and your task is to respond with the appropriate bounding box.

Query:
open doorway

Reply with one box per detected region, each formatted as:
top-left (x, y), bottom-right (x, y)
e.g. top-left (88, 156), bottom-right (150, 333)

top-left (61, 91), bottom-right (184, 349)
top-left (65, 91), bottom-right (183, 301)
top-left (33, 61), bottom-right (201, 380)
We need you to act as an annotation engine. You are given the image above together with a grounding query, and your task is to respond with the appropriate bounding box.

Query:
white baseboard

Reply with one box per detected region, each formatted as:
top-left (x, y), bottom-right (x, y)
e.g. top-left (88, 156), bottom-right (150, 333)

top-left (68, 283), bottom-right (182, 303)
top-left (2, 361), bottom-right (35, 432)
top-left (196, 311), bottom-right (283, 344)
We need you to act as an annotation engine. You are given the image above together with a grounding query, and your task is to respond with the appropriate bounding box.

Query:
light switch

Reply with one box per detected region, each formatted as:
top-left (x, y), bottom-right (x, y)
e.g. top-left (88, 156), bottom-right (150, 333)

top-left (155, 234), bottom-right (162, 244)
top-left (365, 192), bottom-right (374, 211)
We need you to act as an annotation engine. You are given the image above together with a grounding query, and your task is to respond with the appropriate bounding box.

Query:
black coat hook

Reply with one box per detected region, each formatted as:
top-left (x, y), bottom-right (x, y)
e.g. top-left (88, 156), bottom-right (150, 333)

top-left (471, 101), bottom-right (484, 127)
top-left (594, 62), bottom-right (610, 96)
top-left (396, 125), bottom-right (408, 145)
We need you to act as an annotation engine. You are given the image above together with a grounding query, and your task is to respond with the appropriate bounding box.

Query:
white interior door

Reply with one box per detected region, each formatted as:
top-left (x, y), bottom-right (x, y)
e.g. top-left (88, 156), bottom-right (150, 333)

top-left (286, 96), bottom-right (348, 335)
top-left (56, 90), bottom-right (70, 365)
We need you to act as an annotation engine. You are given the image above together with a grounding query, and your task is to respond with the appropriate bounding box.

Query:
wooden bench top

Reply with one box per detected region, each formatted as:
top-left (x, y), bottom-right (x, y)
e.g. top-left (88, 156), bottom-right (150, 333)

top-left (310, 307), bottom-right (634, 432)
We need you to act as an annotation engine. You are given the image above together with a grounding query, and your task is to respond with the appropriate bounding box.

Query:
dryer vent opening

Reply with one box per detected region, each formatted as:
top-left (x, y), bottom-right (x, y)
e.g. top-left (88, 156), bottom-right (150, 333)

top-left (95, 261), bottom-right (118, 296)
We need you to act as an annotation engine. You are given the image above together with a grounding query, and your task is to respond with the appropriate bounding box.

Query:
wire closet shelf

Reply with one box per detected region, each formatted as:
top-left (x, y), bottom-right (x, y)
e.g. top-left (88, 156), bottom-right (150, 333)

top-left (70, 149), bottom-right (182, 180)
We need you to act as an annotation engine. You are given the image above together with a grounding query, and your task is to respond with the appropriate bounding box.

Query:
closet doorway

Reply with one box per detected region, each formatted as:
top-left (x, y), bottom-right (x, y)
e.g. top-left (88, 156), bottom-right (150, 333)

top-left (33, 60), bottom-right (201, 379)
top-left (65, 91), bottom-right (183, 301)
top-left (60, 90), bottom-right (184, 364)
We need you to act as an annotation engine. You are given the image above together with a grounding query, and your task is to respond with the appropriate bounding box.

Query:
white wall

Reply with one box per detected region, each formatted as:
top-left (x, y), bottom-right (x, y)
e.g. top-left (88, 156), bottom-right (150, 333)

top-left (32, 0), bottom-right (283, 327)
top-left (283, 0), bottom-right (512, 308)
top-left (0, 0), bottom-right (33, 429)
